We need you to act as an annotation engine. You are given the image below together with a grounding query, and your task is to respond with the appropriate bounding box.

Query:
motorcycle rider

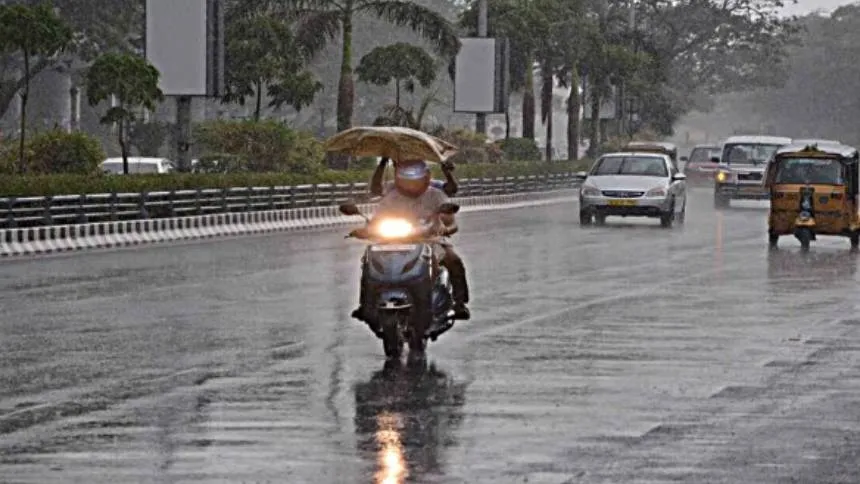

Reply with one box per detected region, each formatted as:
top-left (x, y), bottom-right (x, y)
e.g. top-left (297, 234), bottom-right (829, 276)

top-left (369, 156), bottom-right (459, 197)
top-left (351, 159), bottom-right (471, 325)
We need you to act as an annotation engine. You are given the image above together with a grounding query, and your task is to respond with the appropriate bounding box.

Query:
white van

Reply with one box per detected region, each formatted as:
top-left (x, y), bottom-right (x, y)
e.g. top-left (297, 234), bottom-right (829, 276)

top-left (101, 157), bottom-right (175, 174)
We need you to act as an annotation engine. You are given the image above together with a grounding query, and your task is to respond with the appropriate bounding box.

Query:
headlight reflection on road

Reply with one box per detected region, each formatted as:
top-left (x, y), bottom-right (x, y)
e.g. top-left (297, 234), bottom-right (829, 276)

top-left (375, 411), bottom-right (407, 484)
top-left (714, 210), bottom-right (724, 279)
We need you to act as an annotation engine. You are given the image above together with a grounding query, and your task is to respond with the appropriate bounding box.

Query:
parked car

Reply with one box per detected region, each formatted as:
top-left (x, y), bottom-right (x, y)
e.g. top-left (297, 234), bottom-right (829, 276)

top-left (101, 157), bottom-right (175, 174)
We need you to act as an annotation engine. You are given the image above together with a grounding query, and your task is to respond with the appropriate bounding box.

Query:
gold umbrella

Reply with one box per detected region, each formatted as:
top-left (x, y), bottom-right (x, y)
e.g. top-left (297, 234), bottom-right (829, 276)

top-left (324, 126), bottom-right (459, 163)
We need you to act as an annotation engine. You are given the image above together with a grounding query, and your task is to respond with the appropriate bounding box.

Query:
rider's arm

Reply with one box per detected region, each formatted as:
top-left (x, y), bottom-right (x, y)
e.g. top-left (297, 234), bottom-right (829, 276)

top-left (369, 157), bottom-right (389, 196)
top-left (441, 161), bottom-right (458, 196)
top-left (439, 213), bottom-right (458, 236)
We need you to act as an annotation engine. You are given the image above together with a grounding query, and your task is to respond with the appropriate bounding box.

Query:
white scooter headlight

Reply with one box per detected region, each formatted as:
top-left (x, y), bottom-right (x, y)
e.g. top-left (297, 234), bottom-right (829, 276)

top-left (376, 219), bottom-right (415, 238)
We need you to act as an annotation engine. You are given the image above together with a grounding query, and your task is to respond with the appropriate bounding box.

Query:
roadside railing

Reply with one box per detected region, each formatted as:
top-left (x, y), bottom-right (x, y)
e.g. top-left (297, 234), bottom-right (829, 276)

top-left (0, 173), bottom-right (581, 228)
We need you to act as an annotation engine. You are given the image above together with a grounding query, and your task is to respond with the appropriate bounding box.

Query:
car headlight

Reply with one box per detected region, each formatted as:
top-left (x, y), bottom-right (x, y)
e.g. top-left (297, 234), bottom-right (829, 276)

top-left (716, 171), bottom-right (728, 182)
top-left (376, 219), bottom-right (415, 238)
top-left (581, 186), bottom-right (601, 197)
top-left (646, 187), bottom-right (666, 197)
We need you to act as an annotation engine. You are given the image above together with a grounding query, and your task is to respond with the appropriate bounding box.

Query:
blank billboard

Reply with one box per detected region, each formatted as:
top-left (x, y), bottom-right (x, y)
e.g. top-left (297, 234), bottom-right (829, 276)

top-left (454, 38), bottom-right (509, 113)
top-left (146, 0), bottom-right (221, 96)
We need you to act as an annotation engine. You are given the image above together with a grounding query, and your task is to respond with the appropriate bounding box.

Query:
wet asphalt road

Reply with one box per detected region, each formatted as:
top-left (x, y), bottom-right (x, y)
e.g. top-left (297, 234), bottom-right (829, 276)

top-left (3, 188), bottom-right (860, 483)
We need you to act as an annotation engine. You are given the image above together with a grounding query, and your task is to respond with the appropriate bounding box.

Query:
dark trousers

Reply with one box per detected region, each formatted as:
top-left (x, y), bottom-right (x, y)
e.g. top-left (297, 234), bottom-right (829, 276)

top-left (442, 246), bottom-right (469, 304)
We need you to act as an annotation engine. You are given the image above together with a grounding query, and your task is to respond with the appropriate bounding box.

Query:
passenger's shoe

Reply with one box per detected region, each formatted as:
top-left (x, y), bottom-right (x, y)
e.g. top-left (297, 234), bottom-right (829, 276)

top-left (453, 303), bottom-right (471, 320)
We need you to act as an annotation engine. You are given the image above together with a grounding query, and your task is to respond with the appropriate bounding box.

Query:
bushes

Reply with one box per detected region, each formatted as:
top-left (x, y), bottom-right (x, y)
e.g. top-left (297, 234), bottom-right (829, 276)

top-left (0, 160), bottom-right (592, 197)
top-left (499, 137), bottom-right (541, 161)
top-left (0, 130), bottom-right (105, 175)
top-left (193, 119), bottom-right (324, 174)
top-left (430, 127), bottom-right (503, 164)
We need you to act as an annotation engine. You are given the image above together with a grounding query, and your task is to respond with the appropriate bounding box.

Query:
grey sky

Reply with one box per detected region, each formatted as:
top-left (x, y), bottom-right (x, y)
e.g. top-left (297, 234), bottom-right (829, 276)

top-left (779, 0), bottom-right (855, 16)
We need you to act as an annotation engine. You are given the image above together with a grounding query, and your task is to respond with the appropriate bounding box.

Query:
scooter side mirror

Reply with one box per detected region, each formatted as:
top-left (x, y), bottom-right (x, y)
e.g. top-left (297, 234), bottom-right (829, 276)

top-left (339, 203), bottom-right (361, 216)
top-left (437, 202), bottom-right (460, 215)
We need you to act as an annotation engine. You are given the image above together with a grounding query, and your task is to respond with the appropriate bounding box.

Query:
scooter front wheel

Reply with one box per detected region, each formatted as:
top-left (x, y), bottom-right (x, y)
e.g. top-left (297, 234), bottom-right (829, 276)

top-left (380, 315), bottom-right (403, 359)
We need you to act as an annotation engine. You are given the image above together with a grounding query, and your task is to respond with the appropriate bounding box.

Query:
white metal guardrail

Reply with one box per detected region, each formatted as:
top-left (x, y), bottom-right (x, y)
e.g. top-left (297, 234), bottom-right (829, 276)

top-left (0, 173), bottom-right (581, 228)
top-left (0, 189), bottom-right (581, 258)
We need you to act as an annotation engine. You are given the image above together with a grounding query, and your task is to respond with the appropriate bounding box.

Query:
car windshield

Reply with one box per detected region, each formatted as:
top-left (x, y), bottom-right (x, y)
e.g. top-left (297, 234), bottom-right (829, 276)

top-left (774, 158), bottom-right (843, 184)
top-left (723, 143), bottom-right (782, 165)
top-left (592, 156), bottom-right (668, 177)
top-left (688, 147), bottom-right (719, 163)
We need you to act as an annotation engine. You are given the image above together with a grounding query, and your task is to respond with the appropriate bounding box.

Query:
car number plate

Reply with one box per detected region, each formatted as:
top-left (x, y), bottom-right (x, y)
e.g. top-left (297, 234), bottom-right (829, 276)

top-left (607, 199), bottom-right (637, 206)
top-left (371, 244), bottom-right (418, 252)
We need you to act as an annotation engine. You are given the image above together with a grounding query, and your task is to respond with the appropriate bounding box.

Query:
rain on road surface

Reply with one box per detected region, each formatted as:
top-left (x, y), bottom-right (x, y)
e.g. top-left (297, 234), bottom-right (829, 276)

top-left (3, 188), bottom-right (860, 483)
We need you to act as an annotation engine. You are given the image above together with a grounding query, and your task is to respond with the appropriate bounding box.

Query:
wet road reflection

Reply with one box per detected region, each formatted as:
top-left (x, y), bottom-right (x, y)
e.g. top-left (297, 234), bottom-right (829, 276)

top-left (354, 359), bottom-right (466, 484)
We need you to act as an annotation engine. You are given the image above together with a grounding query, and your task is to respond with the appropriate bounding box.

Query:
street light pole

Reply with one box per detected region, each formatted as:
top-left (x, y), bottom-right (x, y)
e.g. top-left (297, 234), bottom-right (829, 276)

top-left (476, 0), bottom-right (488, 135)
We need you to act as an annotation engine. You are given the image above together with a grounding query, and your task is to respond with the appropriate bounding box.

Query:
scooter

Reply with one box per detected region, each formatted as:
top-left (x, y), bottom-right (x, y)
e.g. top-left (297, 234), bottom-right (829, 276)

top-left (340, 202), bottom-right (460, 358)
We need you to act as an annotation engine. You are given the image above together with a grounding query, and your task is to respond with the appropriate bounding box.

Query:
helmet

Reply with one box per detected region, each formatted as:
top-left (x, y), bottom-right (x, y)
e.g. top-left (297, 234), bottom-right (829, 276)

top-left (394, 160), bottom-right (431, 197)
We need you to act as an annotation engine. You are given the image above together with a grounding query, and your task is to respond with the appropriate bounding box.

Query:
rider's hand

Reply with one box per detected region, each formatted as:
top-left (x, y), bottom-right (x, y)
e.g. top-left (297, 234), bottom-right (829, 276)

top-left (441, 160), bottom-right (455, 172)
top-left (349, 227), bottom-right (369, 239)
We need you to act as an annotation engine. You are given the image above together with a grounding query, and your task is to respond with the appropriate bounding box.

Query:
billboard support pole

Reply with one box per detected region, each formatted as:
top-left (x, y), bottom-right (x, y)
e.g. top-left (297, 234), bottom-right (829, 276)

top-left (176, 96), bottom-right (192, 171)
top-left (476, 0), bottom-right (488, 135)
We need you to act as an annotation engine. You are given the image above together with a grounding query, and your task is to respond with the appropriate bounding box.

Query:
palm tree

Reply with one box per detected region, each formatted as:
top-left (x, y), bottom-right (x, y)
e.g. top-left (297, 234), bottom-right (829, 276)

top-left (294, 0), bottom-right (459, 132)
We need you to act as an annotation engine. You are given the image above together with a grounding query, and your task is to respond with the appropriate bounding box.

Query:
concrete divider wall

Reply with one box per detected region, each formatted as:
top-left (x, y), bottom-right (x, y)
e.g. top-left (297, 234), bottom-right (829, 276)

top-left (0, 189), bottom-right (579, 258)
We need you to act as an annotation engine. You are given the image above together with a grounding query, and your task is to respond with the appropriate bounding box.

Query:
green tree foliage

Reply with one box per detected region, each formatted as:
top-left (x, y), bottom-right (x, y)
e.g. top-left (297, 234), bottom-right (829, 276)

top-left (0, 2), bottom-right (72, 172)
top-left (356, 42), bottom-right (436, 108)
top-left (85, 53), bottom-right (164, 174)
top-left (294, 0), bottom-right (460, 132)
top-left (223, 12), bottom-right (322, 120)
top-left (713, 5), bottom-right (860, 145)
top-left (457, 0), bottom-right (797, 155)
top-left (192, 119), bottom-right (325, 174)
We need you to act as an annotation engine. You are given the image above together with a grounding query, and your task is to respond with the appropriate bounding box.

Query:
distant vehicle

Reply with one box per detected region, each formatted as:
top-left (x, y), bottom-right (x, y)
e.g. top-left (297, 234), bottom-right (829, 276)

top-left (712, 135), bottom-right (792, 208)
top-left (793, 138), bottom-right (843, 147)
top-left (575, 151), bottom-right (687, 228)
top-left (681, 144), bottom-right (721, 184)
top-left (622, 141), bottom-right (679, 169)
top-left (101, 157), bottom-right (174, 174)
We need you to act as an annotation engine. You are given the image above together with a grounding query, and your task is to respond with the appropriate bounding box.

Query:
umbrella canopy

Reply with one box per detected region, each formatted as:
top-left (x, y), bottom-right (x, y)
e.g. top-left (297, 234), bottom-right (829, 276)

top-left (324, 126), bottom-right (459, 163)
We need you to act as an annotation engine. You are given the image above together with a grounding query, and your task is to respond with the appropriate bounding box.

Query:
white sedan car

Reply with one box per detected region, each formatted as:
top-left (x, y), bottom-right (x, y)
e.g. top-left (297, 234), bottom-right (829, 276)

top-left (576, 152), bottom-right (687, 227)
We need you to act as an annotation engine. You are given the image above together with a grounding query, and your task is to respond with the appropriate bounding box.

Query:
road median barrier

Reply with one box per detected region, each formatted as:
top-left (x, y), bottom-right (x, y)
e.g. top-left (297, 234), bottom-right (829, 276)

top-left (0, 189), bottom-right (579, 258)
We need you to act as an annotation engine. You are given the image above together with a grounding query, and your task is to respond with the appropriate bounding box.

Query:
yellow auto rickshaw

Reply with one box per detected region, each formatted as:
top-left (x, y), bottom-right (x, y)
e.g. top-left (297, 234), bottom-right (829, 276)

top-left (764, 143), bottom-right (860, 250)
top-left (623, 141), bottom-right (679, 169)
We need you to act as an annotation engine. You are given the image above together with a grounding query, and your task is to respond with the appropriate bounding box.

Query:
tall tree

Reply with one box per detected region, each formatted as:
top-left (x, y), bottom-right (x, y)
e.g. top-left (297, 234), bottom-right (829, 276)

top-left (551, 0), bottom-right (590, 160)
top-left (635, 0), bottom-right (799, 133)
top-left (0, 3), bottom-right (72, 172)
top-left (356, 42), bottom-right (436, 108)
top-left (294, 0), bottom-right (460, 132)
top-left (223, 13), bottom-right (322, 120)
top-left (86, 53), bottom-right (164, 174)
